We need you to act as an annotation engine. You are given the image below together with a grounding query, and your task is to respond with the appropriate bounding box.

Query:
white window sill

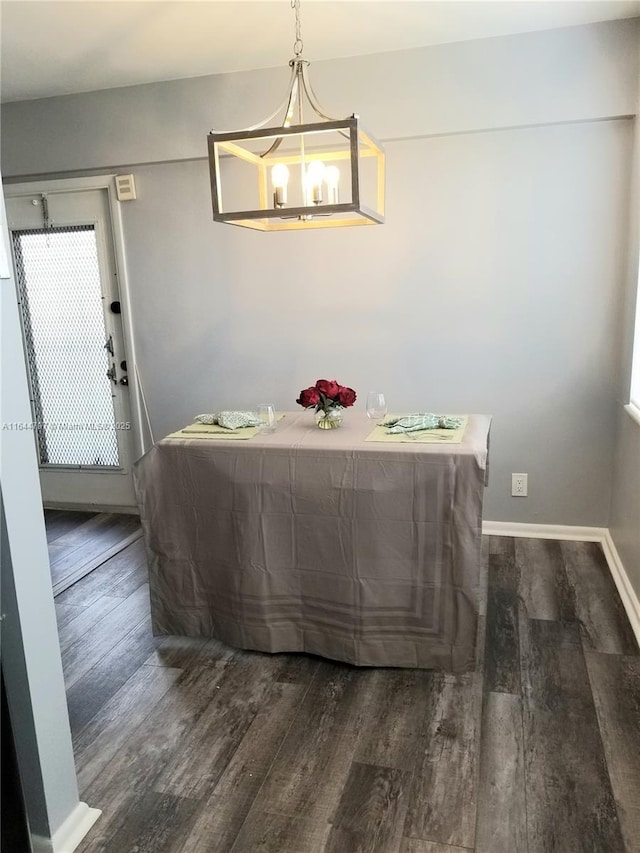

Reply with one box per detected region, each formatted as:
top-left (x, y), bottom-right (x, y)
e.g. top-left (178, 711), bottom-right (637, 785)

top-left (624, 403), bottom-right (640, 428)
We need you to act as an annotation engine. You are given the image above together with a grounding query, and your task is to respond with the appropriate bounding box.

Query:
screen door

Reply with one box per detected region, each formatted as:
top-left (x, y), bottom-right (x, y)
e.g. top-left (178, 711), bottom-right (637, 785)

top-left (6, 185), bottom-right (136, 508)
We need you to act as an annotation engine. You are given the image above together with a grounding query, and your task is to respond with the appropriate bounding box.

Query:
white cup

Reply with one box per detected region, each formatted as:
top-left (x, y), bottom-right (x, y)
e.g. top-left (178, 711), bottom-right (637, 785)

top-left (256, 403), bottom-right (277, 433)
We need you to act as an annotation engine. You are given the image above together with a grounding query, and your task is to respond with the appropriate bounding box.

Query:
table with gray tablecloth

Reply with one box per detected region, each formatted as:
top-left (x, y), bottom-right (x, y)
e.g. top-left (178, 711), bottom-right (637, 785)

top-left (134, 411), bottom-right (491, 671)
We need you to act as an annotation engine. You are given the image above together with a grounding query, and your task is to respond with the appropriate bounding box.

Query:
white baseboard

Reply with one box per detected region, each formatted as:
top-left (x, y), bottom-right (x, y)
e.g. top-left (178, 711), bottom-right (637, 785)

top-left (32, 802), bottom-right (101, 853)
top-left (482, 520), bottom-right (608, 542)
top-left (482, 520), bottom-right (640, 648)
top-left (601, 530), bottom-right (640, 650)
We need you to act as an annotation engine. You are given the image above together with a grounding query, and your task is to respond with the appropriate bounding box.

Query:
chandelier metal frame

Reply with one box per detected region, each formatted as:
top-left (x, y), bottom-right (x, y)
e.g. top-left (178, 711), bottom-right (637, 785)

top-left (207, 1), bottom-right (385, 232)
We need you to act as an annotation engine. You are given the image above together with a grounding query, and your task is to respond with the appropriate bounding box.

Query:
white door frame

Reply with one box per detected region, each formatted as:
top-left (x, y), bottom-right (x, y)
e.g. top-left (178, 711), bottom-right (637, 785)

top-left (4, 175), bottom-right (149, 475)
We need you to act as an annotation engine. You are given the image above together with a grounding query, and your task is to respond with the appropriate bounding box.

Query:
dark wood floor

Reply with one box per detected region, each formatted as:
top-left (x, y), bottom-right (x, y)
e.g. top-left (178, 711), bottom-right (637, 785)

top-left (49, 514), bottom-right (640, 853)
top-left (46, 509), bottom-right (141, 595)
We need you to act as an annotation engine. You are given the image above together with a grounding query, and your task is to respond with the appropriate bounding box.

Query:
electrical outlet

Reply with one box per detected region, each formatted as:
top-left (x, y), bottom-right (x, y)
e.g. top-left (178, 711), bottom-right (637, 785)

top-left (512, 473), bottom-right (528, 497)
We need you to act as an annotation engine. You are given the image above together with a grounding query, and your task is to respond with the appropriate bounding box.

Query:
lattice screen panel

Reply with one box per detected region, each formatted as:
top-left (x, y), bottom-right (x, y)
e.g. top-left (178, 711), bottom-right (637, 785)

top-left (12, 226), bottom-right (120, 467)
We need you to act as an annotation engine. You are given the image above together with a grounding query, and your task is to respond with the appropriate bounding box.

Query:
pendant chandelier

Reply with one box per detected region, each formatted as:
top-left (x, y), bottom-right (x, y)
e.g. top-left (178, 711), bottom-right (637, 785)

top-left (207, 0), bottom-right (385, 232)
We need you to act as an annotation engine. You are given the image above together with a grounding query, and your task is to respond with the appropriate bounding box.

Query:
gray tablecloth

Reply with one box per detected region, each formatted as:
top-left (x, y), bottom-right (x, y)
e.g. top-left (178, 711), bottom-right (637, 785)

top-left (134, 412), bottom-right (491, 671)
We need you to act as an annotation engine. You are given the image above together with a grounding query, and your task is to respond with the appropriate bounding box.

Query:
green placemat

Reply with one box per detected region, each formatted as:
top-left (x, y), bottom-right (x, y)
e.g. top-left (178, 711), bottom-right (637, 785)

top-left (365, 414), bottom-right (468, 444)
top-left (165, 414), bottom-right (285, 441)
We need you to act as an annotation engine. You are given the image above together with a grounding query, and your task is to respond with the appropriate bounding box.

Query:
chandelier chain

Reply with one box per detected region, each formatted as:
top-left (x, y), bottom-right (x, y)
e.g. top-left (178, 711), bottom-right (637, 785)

top-left (291, 0), bottom-right (303, 56)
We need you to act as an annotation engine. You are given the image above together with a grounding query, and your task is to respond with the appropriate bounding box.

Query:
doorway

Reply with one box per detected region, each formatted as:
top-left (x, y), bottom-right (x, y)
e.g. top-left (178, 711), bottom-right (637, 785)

top-left (5, 179), bottom-right (141, 510)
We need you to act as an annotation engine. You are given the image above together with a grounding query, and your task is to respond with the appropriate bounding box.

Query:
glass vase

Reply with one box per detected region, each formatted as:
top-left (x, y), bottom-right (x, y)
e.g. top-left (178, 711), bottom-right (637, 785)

top-left (315, 407), bottom-right (344, 430)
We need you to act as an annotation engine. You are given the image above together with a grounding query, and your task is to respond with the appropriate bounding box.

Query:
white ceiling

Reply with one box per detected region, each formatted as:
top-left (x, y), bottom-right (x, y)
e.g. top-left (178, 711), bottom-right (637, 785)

top-left (2, 0), bottom-right (639, 103)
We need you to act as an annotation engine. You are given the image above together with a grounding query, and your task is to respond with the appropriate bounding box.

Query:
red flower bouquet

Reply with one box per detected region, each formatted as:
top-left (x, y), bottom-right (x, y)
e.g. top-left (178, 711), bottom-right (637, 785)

top-left (296, 379), bottom-right (357, 429)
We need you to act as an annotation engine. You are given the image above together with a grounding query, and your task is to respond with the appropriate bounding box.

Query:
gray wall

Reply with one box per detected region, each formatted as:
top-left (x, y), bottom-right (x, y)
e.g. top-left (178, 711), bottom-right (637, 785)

top-left (610, 53), bottom-right (640, 601)
top-left (3, 19), bottom-right (638, 175)
top-left (2, 18), bottom-right (638, 528)
top-left (611, 409), bottom-right (640, 596)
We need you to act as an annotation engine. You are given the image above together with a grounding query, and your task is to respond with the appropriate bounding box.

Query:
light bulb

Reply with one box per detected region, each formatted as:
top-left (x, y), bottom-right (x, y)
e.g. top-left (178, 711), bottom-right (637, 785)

top-left (271, 163), bottom-right (289, 207)
top-left (305, 160), bottom-right (325, 204)
top-left (271, 163), bottom-right (289, 188)
top-left (306, 160), bottom-right (325, 182)
top-left (325, 165), bottom-right (340, 204)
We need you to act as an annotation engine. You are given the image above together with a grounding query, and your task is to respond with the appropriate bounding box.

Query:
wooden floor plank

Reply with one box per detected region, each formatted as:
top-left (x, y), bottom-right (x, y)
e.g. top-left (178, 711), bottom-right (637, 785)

top-left (249, 661), bottom-right (378, 824)
top-left (488, 549), bottom-right (519, 589)
top-left (520, 618), bottom-right (625, 853)
top-left (478, 535), bottom-right (489, 617)
top-left (52, 528), bottom-right (142, 595)
top-left (44, 509), bottom-right (96, 544)
top-left (65, 615), bottom-right (162, 736)
top-left (79, 662), bottom-right (231, 847)
top-left (54, 601), bottom-right (84, 631)
top-left (561, 540), bottom-right (638, 655)
top-left (144, 635), bottom-right (250, 670)
top-left (324, 761), bottom-right (411, 853)
top-left (81, 791), bottom-right (200, 853)
top-left (49, 512), bottom-right (139, 568)
top-left (274, 653), bottom-right (321, 684)
top-left (353, 669), bottom-right (434, 771)
top-left (585, 652), bottom-right (640, 851)
top-left (154, 655), bottom-right (288, 800)
top-left (475, 692), bottom-right (527, 853)
top-left (145, 635), bottom-right (210, 668)
top-left (400, 840), bottom-right (473, 853)
top-left (47, 542), bottom-right (68, 571)
top-left (49, 511), bottom-right (137, 552)
top-left (49, 513), bottom-right (141, 594)
top-left (229, 811), bottom-right (332, 853)
top-left (74, 663), bottom-right (183, 793)
top-left (56, 537), bottom-right (148, 607)
top-left (57, 594), bottom-right (124, 651)
top-left (107, 552), bottom-right (148, 598)
top-left (489, 535), bottom-right (515, 557)
top-left (515, 537), bottom-right (576, 622)
top-left (61, 584), bottom-right (151, 689)
top-left (404, 672), bottom-right (482, 849)
top-left (177, 679), bottom-right (309, 853)
top-left (484, 553), bottom-right (521, 694)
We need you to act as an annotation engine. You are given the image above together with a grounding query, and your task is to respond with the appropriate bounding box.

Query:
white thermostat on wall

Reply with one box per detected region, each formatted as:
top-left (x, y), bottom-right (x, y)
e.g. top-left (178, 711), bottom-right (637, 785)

top-left (115, 174), bottom-right (137, 201)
